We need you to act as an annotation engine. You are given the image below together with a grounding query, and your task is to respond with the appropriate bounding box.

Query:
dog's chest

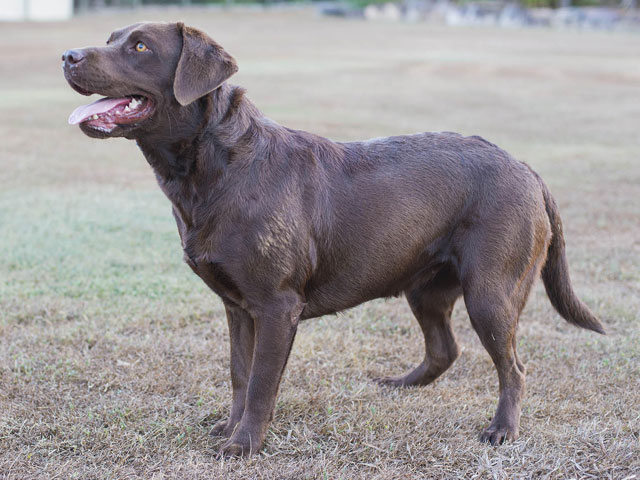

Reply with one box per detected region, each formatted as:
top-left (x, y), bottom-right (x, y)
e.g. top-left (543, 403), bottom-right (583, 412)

top-left (170, 199), bottom-right (246, 306)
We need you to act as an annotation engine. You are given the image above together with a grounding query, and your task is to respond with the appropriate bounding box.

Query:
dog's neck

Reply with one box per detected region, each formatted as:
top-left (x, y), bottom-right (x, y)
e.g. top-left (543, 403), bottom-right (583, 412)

top-left (134, 83), bottom-right (272, 228)
top-left (136, 83), bottom-right (264, 183)
top-left (209, 83), bottom-right (264, 149)
top-left (135, 99), bottom-right (208, 182)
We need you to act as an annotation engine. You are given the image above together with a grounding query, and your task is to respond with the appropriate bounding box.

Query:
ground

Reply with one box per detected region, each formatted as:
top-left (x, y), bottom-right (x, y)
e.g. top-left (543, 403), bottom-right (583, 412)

top-left (0, 8), bottom-right (639, 479)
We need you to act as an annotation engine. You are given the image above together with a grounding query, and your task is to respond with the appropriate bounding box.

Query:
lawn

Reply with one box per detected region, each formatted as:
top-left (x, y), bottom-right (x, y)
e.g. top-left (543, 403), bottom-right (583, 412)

top-left (0, 8), bottom-right (639, 479)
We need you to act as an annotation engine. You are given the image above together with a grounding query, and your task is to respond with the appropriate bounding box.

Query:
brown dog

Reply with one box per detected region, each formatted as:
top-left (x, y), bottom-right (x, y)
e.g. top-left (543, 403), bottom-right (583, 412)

top-left (63, 22), bottom-right (604, 456)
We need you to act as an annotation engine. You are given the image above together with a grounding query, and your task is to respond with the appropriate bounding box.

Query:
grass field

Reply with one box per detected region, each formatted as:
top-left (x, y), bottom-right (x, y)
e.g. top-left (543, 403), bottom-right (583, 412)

top-left (1, 8), bottom-right (639, 479)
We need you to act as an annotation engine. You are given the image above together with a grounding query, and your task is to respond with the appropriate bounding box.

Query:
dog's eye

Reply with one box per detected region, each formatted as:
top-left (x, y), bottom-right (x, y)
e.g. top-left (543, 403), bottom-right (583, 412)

top-left (135, 42), bottom-right (148, 53)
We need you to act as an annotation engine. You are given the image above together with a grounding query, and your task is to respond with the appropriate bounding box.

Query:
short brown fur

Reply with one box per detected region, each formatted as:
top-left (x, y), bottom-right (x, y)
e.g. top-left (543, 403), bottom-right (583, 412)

top-left (62, 22), bottom-right (604, 456)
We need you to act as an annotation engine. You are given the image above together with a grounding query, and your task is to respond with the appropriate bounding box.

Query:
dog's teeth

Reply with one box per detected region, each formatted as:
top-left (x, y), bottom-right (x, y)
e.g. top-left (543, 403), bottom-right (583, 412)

top-left (124, 106), bottom-right (130, 112)
top-left (92, 114), bottom-right (99, 120)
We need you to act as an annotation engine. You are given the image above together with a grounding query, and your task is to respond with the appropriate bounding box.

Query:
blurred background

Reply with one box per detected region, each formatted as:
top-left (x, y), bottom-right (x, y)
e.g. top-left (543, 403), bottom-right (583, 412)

top-left (2, 0), bottom-right (640, 25)
top-left (1, 0), bottom-right (639, 478)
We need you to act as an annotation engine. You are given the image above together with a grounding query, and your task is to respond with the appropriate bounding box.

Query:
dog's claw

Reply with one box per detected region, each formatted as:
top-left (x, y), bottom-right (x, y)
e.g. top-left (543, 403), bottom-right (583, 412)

top-left (210, 420), bottom-right (230, 438)
top-left (222, 443), bottom-right (249, 457)
top-left (373, 376), bottom-right (414, 388)
top-left (218, 425), bottom-right (264, 457)
top-left (480, 425), bottom-right (518, 445)
top-left (221, 441), bottom-right (248, 457)
top-left (373, 375), bottom-right (409, 388)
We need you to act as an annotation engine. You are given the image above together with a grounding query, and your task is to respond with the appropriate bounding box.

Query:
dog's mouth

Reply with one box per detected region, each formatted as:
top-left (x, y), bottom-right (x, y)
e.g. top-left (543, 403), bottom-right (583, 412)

top-left (68, 94), bottom-right (155, 132)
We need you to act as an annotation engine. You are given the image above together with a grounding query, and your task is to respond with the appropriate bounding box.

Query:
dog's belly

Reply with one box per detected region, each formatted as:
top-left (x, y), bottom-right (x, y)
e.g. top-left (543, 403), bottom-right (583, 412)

top-left (300, 220), bottom-right (456, 319)
top-left (301, 260), bottom-right (447, 320)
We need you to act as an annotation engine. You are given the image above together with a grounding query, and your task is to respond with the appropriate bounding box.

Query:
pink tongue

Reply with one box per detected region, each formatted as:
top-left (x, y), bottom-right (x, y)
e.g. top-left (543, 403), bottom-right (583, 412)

top-left (68, 97), bottom-right (131, 125)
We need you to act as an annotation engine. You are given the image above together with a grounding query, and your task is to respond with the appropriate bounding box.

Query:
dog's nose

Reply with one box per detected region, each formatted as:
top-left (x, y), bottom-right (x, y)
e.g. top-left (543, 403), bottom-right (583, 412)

top-left (62, 49), bottom-right (85, 65)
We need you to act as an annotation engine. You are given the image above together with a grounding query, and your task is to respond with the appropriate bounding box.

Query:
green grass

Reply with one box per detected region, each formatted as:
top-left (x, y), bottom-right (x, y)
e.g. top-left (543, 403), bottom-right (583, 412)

top-left (0, 8), bottom-right (639, 479)
top-left (0, 189), bottom-right (189, 300)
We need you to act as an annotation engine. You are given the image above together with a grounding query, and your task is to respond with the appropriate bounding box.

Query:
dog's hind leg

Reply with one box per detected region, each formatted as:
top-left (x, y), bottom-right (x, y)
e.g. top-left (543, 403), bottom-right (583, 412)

top-left (375, 266), bottom-right (462, 387)
top-left (460, 219), bottom-right (548, 445)
top-left (464, 287), bottom-right (525, 445)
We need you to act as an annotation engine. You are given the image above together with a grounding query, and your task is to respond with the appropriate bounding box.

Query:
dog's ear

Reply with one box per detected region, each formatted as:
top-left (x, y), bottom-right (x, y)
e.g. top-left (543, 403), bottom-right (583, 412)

top-left (173, 23), bottom-right (238, 106)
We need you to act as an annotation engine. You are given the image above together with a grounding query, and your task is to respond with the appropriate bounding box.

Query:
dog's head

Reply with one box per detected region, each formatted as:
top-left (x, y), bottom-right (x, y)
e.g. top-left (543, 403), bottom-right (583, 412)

top-left (63, 22), bottom-right (238, 139)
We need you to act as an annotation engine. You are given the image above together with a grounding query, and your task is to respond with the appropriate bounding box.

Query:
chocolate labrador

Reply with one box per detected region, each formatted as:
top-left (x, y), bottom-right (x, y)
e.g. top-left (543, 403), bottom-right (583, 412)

top-left (62, 22), bottom-right (604, 456)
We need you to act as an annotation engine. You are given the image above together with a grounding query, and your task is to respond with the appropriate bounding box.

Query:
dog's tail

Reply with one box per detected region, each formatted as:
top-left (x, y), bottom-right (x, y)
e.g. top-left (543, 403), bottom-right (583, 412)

top-left (536, 175), bottom-right (605, 334)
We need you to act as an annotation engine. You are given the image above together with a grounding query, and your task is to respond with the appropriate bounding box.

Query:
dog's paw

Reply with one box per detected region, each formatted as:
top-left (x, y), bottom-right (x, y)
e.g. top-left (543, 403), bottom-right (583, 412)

top-left (373, 375), bottom-right (410, 388)
top-left (219, 428), bottom-right (264, 457)
top-left (220, 440), bottom-right (249, 457)
top-left (210, 420), bottom-right (232, 438)
top-left (220, 435), bottom-right (260, 457)
top-left (480, 424), bottom-right (519, 445)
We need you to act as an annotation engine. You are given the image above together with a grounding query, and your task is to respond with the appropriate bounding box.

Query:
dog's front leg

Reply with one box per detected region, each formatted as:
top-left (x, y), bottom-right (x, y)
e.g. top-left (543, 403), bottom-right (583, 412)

top-left (211, 302), bottom-right (255, 439)
top-left (220, 293), bottom-right (302, 456)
